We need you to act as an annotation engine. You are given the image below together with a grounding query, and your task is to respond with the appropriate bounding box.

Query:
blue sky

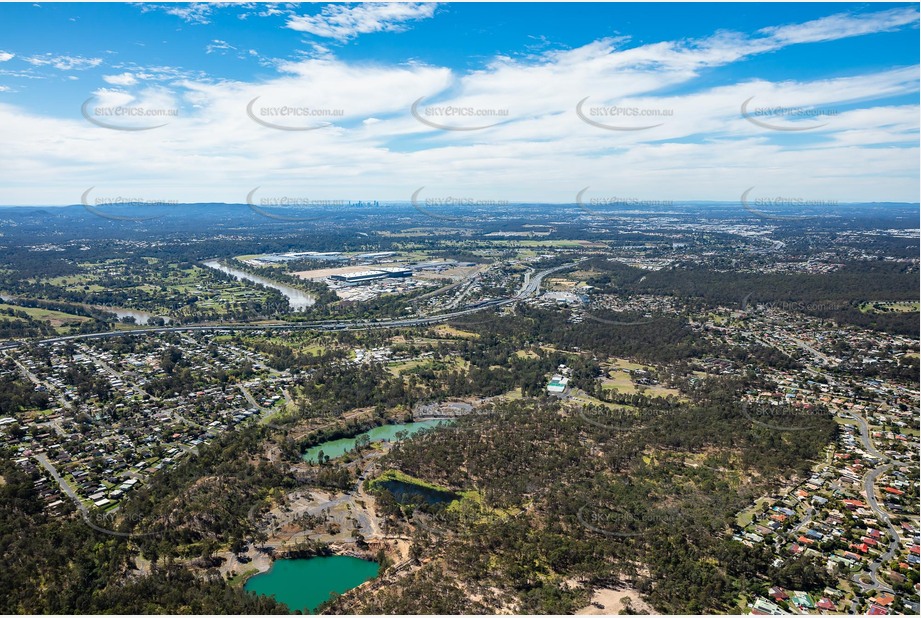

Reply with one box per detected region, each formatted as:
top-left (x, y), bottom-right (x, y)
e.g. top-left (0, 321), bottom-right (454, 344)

top-left (0, 2), bottom-right (918, 205)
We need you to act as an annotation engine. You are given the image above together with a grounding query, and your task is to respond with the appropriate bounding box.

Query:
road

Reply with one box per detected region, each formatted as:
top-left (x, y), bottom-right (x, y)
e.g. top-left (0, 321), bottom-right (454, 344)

top-left (34, 453), bottom-right (87, 517)
top-left (846, 411), bottom-right (889, 463)
top-left (0, 261), bottom-right (580, 349)
top-left (239, 384), bottom-right (263, 410)
top-left (84, 347), bottom-right (154, 399)
top-left (9, 261), bottom-right (578, 543)
top-left (861, 464), bottom-right (900, 591)
top-left (783, 332), bottom-right (835, 366)
top-left (791, 506), bottom-right (815, 534)
top-left (738, 318), bottom-right (905, 597)
top-left (13, 358), bottom-right (74, 412)
top-left (33, 453), bottom-right (140, 538)
top-left (845, 410), bottom-right (900, 593)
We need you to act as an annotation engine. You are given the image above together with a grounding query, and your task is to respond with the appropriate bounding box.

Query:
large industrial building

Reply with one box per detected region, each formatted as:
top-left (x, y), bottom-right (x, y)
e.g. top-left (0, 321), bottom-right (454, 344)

top-left (249, 251), bottom-right (346, 265)
top-left (328, 267), bottom-right (413, 286)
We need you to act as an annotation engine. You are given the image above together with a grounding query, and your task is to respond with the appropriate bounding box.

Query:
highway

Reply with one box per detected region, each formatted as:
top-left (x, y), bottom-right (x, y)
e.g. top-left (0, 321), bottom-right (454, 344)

top-left (5, 260), bottom-right (579, 540)
top-left (0, 261), bottom-right (579, 350)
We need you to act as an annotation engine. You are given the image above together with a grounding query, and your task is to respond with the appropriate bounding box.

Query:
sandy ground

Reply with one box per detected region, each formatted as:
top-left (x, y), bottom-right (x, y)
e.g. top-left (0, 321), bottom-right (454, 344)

top-left (131, 554), bottom-right (153, 577)
top-left (217, 545), bottom-right (274, 580)
top-left (414, 265), bottom-right (482, 281)
top-left (293, 261), bottom-right (475, 281)
top-left (576, 585), bottom-right (655, 615)
top-left (292, 265), bottom-right (387, 280)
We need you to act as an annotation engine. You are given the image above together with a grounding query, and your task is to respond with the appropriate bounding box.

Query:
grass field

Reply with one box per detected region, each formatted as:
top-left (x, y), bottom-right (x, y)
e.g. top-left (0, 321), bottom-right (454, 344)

top-left (859, 301), bottom-right (920, 314)
top-left (43, 274), bottom-right (105, 292)
top-left (0, 303), bottom-right (91, 326)
top-left (514, 349), bottom-right (539, 359)
top-left (297, 342), bottom-right (327, 355)
top-left (386, 359), bottom-right (427, 375)
top-left (599, 357), bottom-right (683, 399)
top-left (601, 370), bottom-right (638, 393)
top-left (600, 358), bottom-right (647, 394)
top-left (432, 324), bottom-right (479, 339)
top-left (28, 260), bottom-right (292, 320)
top-left (387, 356), bottom-right (468, 377)
top-left (499, 387), bottom-right (524, 400)
top-left (735, 497), bottom-right (773, 527)
top-left (566, 388), bottom-right (638, 410)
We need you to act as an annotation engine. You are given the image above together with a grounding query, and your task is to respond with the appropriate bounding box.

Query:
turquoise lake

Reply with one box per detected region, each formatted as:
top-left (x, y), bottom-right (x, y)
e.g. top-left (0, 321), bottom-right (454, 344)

top-left (302, 419), bottom-right (445, 463)
top-left (244, 556), bottom-right (379, 613)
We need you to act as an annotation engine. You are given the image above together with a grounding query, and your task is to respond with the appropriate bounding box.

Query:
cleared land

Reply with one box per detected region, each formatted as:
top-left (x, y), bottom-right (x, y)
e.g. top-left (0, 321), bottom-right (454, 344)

top-left (292, 265), bottom-right (387, 280)
top-left (860, 300), bottom-right (920, 314)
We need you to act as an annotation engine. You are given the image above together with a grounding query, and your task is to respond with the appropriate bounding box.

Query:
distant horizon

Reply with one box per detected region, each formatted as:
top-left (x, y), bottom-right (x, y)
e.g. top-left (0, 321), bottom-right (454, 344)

top-left (1, 199), bottom-right (919, 208)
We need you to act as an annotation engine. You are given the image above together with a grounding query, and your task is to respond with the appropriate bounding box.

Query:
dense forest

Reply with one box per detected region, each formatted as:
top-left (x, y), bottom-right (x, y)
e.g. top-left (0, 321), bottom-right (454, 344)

top-left (0, 457), bottom-right (289, 614)
top-left (343, 388), bottom-right (837, 614)
top-left (0, 366), bottom-right (52, 415)
top-left (581, 258), bottom-right (919, 336)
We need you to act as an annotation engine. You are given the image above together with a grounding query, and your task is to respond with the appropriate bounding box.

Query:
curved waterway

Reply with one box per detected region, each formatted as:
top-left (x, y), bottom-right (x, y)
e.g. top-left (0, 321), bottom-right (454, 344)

top-left (0, 294), bottom-right (169, 325)
top-left (201, 260), bottom-right (315, 311)
top-left (244, 556), bottom-right (379, 613)
top-left (302, 419), bottom-right (445, 463)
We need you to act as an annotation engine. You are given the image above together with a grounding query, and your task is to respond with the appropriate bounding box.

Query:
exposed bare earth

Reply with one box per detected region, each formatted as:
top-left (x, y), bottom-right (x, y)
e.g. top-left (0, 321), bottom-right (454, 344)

top-left (413, 264), bottom-right (481, 281)
top-left (576, 585), bottom-right (655, 615)
top-left (217, 545), bottom-right (273, 581)
top-left (292, 265), bottom-right (387, 280)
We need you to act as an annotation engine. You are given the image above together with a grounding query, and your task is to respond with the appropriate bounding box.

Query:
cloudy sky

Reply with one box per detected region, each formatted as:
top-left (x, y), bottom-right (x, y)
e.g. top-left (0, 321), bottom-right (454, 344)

top-left (0, 1), bottom-right (918, 206)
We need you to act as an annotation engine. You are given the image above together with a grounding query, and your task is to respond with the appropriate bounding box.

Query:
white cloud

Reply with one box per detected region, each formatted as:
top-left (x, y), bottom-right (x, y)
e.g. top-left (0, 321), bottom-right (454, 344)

top-left (102, 72), bottom-right (138, 86)
top-left (0, 6), bottom-right (917, 204)
top-left (206, 39), bottom-right (237, 54)
top-left (24, 54), bottom-right (102, 70)
top-left (759, 6), bottom-right (920, 45)
top-left (108, 63), bottom-right (208, 83)
top-left (0, 51), bottom-right (14, 62)
top-left (257, 4), bottom-right (287, 18)
top-left (140, 2), bottom-right (216, 25)
top-left (286, 2), bottom-right (436, 41)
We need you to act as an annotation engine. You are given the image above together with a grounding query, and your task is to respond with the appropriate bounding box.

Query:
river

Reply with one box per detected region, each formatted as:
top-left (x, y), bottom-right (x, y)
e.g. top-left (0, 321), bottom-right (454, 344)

top-left (302, 419), bottom-right (445, 463)
top-left (201, 260), bottom-right (315, 311)
top-left (244, 556), bottom-right (379, 613)
top-left (1, 294), bottom-right (169, 325)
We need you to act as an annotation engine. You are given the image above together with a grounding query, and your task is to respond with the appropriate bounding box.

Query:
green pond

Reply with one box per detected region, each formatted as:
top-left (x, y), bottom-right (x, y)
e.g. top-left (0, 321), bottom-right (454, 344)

top-left (302, 419), bottom-right (445, 463)
top-left (244, 556), bottom-right (379, 613)
top-left (378, 479), bottom-right (458, 505)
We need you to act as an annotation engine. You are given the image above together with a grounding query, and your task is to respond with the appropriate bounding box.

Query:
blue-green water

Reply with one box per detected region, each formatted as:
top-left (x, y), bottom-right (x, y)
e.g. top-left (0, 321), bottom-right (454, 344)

top-left (302, 420), bottom-right (444, 463)
top-left (244, 556), bottom-right (379, 613)
top-left (378, 479), bottom-right (457, 505)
